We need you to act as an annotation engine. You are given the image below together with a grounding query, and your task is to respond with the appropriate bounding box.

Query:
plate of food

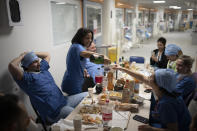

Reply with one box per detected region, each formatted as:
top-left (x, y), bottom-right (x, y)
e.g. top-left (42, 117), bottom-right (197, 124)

top-left (109, 91), bottom-right (122, 100)
top-left (82, 114), bottom-right (102, 125)
top-left (97, 93), bottom-right (107, 105)
top-left (79, 105), bottom-right (101, 114)
top-left (114, 78), bottom-right (125, 91)
top-left (81, 98), bottom-right (92, 105)
top-left (130, 95), bottom-right (145, 105)
top-left (115, 102), bottom-right (139, 113)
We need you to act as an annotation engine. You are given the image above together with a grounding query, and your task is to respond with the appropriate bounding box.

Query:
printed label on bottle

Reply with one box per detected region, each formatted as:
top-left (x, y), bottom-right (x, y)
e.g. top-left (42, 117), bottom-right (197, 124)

top-left (102, 113), bottom-right (112, 121)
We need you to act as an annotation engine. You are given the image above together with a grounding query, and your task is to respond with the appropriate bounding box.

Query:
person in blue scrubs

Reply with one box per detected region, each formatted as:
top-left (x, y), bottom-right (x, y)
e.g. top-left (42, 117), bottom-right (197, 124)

top-left (8, 52), bottom-right (88, 124)
top-left (113, 66), bottom-right (191, 131)
top-left (61, 28), bottom-right (110, 95)
top-left (174, 55), bottom-right (196, 106)
top-left (86, 42), bottom-right (104, 82)
top-left (82, 42), bottom-right (104, 92)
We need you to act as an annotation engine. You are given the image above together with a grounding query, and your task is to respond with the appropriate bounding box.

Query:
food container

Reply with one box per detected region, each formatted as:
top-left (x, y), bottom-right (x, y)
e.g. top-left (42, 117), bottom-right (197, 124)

top-left (110, 127), bottom-right (124, 131)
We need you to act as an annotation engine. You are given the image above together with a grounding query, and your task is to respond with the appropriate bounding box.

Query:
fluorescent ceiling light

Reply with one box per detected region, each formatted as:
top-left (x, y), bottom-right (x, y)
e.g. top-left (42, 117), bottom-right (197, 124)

top-left (117, 3), bottom-right (123, 6)
top-left (187, 9), bottom-right (193, 11)
top-left (153, 1), bottom-right (166, 3)
top-left (169, 6), bottom-right (176, 8)
top-left (174, 7), bottom-right (181, 9)
top-left (56, 2), bottom-right (66, 5)
top-left (169, 6), bottom-right (181, 9)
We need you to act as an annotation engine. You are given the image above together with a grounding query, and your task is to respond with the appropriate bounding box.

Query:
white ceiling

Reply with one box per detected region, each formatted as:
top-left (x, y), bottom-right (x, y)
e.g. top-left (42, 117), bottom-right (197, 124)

top-left (120, 0), bottom-right (197, 10)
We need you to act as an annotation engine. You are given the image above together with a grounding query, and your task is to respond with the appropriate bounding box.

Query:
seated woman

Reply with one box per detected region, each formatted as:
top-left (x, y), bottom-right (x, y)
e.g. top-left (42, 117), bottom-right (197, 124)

top-left (150, 37), bottom-right (168, 69)
top-left (174, 55), bottom-right (196, 106)
top-left (165, 44), bottom-right (183, 72)
top-left (113, 67), bottom-right (191, 131)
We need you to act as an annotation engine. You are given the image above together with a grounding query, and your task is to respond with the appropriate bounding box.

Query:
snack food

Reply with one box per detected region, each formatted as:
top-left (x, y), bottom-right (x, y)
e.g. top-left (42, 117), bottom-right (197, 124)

top-left (116, 78), bottom-right (125, 85)
top-left (109, 92), bottom-right (122, 100)
top-left (130, 95), bottom-right (144, 105)
top-left (79, 106), bottom-right (101, 114)
top-left (100, 94), bottom-right (107, 101)
top-left (82, 114), bottom-right (102, 124)
top-left (115, 103), bottom-right (139, 113)
top-left (97, 93), bottom-right (108, 105)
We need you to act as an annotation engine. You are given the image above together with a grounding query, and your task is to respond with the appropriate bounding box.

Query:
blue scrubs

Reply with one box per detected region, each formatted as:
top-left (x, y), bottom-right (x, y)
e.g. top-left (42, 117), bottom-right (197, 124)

top-left (153, 96), bottom-right (191, 131)
top-left (85, 58), bottom-right (103, 83)
top-left (61, 44), bottom-right (86, 95)
top-left (15, 60), bottom-right (67, 122)
top-left (175, 74), bottom-right (196, 100)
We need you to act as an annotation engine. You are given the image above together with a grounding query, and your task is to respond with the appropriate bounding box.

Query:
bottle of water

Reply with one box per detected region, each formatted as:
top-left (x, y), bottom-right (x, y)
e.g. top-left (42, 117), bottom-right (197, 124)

top-left (102, 72), bottom-right (108, 90)
top-left (102, 99), bottom-right (113, 128)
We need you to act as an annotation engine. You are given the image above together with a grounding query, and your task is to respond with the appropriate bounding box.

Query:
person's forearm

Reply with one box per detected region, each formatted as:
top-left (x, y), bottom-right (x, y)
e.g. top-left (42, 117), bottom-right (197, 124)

top-left (150, 127), bottom-right (174, 131)
top-left (119, 68), bottom-right (149, 84)
top-left (8, 53), bottom-right (25, 80)
top-left (35, 52), bottom-right (50, 63)
top-left (9, 54), bottom-right (24, 68)
top-left (34, 52), bottom-right (49, 59)
top-left (80, 51), bottom-right (97, 58)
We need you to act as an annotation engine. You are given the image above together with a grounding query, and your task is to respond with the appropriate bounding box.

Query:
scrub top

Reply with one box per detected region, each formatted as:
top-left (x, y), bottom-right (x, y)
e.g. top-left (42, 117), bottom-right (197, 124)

top-left (175, 74), bottom-right (196, 100)
top-left (154, 96), bottom-right (191, 131)
top-left (61, 44), bottom-right (86, 95)
top-left (85, 58), bottom-right (103, 83)
top-left (15, 60), bottom-right (67, 122)
top-left (167, 60), bottom-right (177, 72)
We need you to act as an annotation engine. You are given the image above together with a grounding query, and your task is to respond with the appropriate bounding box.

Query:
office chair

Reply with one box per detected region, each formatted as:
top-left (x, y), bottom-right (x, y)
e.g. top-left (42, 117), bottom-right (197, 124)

top-left (129, 56), bottom-right (145, 64)
top-left (31, 104), bottom-right (49, 131)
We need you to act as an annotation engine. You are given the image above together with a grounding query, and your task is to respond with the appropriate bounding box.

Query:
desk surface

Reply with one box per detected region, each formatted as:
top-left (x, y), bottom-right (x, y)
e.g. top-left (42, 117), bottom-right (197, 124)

top-left (63, 85), bottom-right (151, 131)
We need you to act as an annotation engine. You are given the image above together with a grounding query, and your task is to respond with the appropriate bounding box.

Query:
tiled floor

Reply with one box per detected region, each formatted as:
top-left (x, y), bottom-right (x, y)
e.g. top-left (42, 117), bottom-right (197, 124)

top-left (121, 30), bottom-right (197, 72)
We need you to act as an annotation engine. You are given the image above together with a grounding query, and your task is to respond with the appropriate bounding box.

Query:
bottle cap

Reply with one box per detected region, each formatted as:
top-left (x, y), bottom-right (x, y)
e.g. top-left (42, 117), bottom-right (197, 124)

top-left (134, 78), bottom-right (140, 83)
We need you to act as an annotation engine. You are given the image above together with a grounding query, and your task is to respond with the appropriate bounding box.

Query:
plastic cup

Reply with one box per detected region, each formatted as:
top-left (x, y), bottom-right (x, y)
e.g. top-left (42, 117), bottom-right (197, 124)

top-left (73, 114), bottom-right (82, 131)
top-left (88, 88), bottom-right (93, 98)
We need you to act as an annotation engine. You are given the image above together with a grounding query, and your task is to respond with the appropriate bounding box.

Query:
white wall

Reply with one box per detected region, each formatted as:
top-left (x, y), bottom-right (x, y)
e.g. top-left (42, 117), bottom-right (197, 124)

top-left (0, 0), bottom-right (79, 117)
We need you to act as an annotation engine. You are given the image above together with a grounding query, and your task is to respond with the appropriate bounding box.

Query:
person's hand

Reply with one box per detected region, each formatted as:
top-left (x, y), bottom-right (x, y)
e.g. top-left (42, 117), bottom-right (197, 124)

top-left (151, 55), bottom-right (157, 62)
top-left (104, 55), bottom-right (111, 65)
top-left (84, 69), bottom-right (90, 78)
top-left (138, 125), bottom-right (153, 131)
top-left (19, 52), bottom-right (28, 59)
top-left (112, 64), bottom-right (122, 71)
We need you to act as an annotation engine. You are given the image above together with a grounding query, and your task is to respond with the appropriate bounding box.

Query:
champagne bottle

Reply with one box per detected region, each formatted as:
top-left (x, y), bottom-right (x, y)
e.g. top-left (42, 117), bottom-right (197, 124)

top-left (90, 54), bottom-right (104, 64)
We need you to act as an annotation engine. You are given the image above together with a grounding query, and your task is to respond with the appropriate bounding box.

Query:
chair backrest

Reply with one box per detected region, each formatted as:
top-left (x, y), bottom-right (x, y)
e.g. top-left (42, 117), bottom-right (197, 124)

top-left (31, 104), bottom-right (48, 131)
top-left (129, 56), bottom-right (145, 64)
